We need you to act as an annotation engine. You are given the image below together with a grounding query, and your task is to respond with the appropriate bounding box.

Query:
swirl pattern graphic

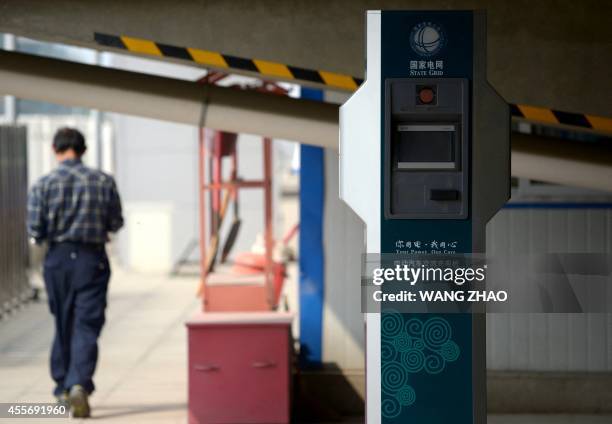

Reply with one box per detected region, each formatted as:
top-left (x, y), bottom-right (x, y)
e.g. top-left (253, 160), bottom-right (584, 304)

top-left (381, 398), bottom-right (401, 419)
top-left (393, 333), bottom-right (413, 352)
top-left (424, 353), bottom-right (445, 374)
top-left (396, 385), bottom-right (416, 406)
top-left (381, 315), bottom-right (460, 416)
top-left (405, 318), bottom-right (423, 337)
top-left (412, 338), bottom-right (425, 350)
top-left (422, 317), bottom-right (452, 349)
top-left (439, 340), bottom-right (460, 362)
top-left (382, 361), bottom-right (407, 393)
top-left (381, 340), bottom-right (396, 361)
top-left (401, 349), bottom-right (425, 373)
top-left (382, 310), bottom-right (404, 339)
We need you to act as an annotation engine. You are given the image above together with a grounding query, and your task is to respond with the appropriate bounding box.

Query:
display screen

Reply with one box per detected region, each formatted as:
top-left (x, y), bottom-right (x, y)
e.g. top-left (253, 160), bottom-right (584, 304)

top-left (395, 124), bottom-right (456, 169)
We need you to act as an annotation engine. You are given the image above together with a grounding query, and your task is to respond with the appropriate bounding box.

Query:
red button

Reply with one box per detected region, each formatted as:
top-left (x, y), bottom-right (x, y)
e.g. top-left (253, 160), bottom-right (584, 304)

top-left (419, 88), bottom-right (435, 104)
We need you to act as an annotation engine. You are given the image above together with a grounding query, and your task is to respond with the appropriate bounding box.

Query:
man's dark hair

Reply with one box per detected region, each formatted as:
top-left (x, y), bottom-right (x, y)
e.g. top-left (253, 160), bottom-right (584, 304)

top-left (53, 127), bottom-right (87, 156)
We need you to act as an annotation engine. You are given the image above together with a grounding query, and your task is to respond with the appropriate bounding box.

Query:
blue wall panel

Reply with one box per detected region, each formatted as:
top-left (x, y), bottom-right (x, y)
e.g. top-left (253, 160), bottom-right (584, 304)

top-left (299, 87), bottom-right (325, 367)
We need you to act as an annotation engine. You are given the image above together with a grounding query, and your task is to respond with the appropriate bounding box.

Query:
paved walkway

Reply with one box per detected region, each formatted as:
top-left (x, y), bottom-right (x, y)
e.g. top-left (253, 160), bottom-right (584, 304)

top-left (1, 267), bottom-right (610, 423)
top-left (0, 266), bottom-right (199, 423)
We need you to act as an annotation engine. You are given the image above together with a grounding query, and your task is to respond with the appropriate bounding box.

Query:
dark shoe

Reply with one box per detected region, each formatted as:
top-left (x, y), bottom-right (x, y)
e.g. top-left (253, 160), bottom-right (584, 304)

top-left (56, 391), bottom-right (69, 408)
top-left (68, 385), bottom-right (90, 418)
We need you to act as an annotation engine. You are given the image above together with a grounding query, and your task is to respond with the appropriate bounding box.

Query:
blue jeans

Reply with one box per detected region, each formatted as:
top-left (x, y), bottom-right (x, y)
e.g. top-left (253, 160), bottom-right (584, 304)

top-left (43, 242), bottom-right (110, 396)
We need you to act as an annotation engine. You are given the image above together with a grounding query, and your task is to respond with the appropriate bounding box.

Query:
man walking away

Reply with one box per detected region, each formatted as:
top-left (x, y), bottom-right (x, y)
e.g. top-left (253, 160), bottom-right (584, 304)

top-left (27, 128), bottom-right (124, 418)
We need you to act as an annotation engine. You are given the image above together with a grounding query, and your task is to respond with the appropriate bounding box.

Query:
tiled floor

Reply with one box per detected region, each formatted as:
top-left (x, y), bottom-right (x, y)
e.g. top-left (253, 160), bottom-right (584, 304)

top-left (0, 267), bottom-right (610, 423)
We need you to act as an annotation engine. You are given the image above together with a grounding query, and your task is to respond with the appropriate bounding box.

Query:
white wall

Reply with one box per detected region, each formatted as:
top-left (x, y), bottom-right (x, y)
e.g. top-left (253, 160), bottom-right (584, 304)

top-left (486, 208), bottom-right (612, 371)
top-left (323, 149), bottom-right (365, 370)
top-left (111, 114), bottom-right (198, 272)
top-left (323, 152), bottom-right (612, 372)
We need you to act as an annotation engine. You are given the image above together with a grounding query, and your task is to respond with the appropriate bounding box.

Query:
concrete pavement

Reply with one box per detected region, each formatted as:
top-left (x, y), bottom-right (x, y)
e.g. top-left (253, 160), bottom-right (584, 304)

top-left (0, 266), bottom-right (198, 423)
top-left (1, 266), bottom-right (611, 423)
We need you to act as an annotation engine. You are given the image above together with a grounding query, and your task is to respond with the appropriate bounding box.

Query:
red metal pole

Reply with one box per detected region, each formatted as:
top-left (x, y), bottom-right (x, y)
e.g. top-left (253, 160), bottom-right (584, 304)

top-left (203, 181), bottom-right (266, 189)
top-left (212, 131), bottom-right (222, 219)
top-left (198, 126), bottom-right (207, 302)
top-left (231, 139), bottom-right (238, 184)
top-left (263, 137), bottom-right (274, 308)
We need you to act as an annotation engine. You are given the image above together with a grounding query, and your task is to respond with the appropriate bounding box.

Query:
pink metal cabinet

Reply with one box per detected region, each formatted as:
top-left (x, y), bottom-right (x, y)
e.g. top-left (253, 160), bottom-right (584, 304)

top-left (186, 312), bottom-right (293, 424)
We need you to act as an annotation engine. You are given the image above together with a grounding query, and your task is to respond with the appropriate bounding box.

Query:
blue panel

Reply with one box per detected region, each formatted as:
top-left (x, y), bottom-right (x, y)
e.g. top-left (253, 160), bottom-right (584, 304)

top-left (299, 87), bottom-right (325, 367)
top-left (301, 87), bottom-right (324, 102)
top-left (380, 11), bottom-right (475, 423)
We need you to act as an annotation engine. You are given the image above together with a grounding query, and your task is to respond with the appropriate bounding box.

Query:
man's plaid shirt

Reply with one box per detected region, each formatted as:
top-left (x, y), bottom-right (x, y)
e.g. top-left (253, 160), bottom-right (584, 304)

top-left (27, 159), bottom-right (124, 244)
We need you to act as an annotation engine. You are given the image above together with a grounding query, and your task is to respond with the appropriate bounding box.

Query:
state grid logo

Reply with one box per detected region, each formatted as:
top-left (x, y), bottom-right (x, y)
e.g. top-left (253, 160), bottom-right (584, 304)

top-left (409, 22), bottom-right (446, 57)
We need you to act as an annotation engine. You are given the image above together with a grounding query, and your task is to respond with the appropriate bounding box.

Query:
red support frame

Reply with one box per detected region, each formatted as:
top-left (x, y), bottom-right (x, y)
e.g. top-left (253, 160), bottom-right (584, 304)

top-left (263, 137), bottom-right (274, 307)
top-left (197, 130), bottom-right (276, 311)
top-left (195, 72), bottom-right (288, 311)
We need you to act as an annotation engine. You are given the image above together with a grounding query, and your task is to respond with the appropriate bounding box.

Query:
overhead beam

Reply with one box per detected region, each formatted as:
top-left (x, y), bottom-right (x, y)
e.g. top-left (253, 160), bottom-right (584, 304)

top-left (511, 133), bottom-right (612, 193)
top-left (0, 50), bottom-right (339, 148)
top-left (0, 0), bottom-right (610, 117)
top-left (1, 50), bottom-right (612, 192)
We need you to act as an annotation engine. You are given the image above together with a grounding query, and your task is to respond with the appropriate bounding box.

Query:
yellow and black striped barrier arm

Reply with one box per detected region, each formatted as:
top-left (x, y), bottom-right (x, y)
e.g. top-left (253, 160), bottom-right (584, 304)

top-left (94, 32), bottom-right (612, 135)
top-left (94, 32), bottom-right (362, 91)
top-left (510, 104), bottom-right (612, 134)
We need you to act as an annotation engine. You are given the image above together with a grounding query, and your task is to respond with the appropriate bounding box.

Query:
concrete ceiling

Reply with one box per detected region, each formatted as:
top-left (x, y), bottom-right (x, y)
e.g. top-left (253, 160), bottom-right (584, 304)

top-left (0, 0), bottom-right (610, 117)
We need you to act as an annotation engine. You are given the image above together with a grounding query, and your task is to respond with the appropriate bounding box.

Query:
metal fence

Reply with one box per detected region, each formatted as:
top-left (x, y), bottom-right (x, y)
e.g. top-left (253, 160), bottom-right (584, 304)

top-left (0, 125), bottom-right (30, 317)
